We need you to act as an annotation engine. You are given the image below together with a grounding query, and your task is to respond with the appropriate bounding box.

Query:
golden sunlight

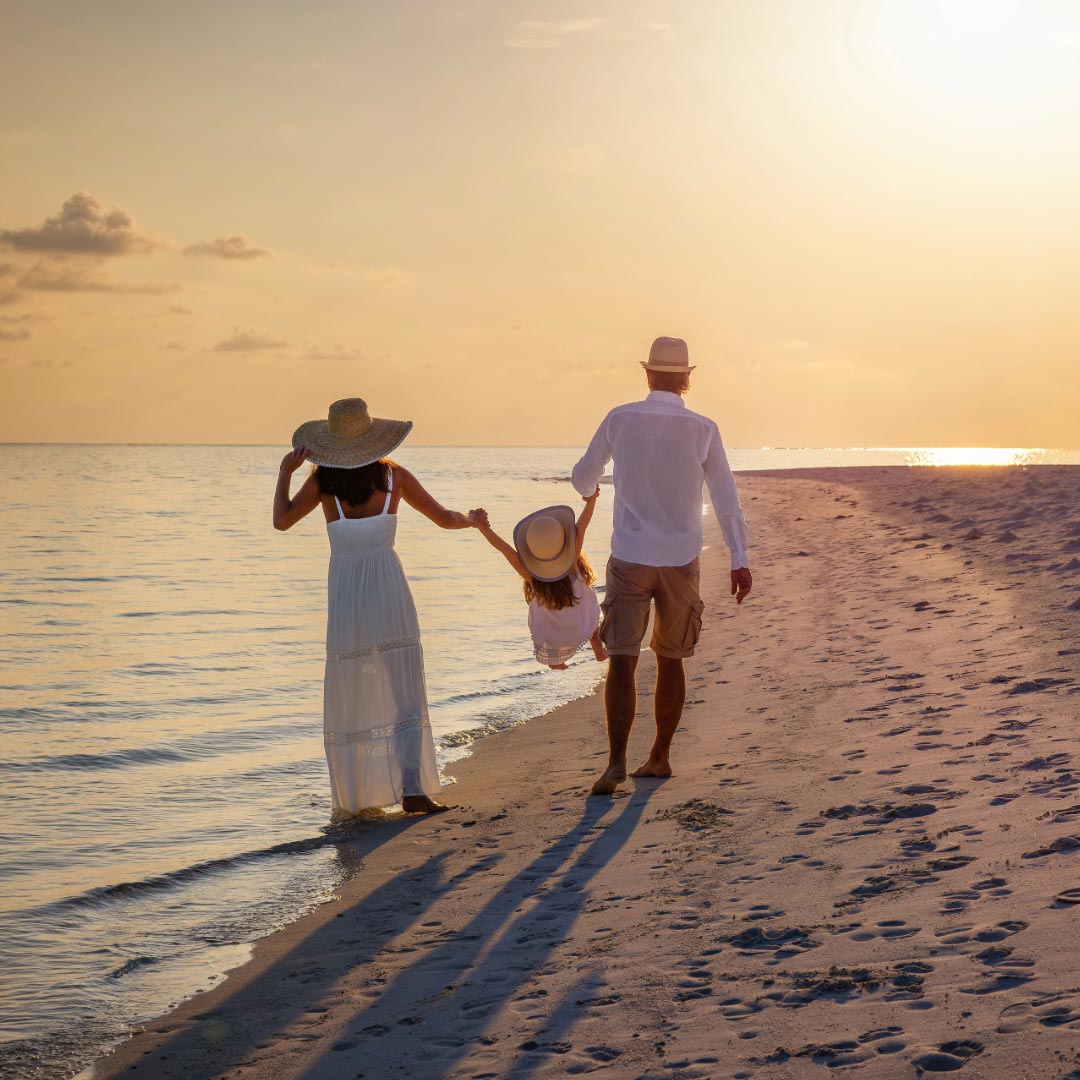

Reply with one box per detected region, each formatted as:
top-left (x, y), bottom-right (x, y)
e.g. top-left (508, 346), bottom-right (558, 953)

top-left (905, 447), bottom-right (1046, 466)
top-left (940, 0), bottom-right (1022, 36)
top-left (860, 0), bottom-right (1071, 109)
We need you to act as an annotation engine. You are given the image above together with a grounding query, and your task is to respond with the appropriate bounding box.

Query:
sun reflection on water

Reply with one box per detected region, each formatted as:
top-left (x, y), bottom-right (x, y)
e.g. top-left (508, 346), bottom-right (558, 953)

top-left (904, 447), bottom-right (1047, 467)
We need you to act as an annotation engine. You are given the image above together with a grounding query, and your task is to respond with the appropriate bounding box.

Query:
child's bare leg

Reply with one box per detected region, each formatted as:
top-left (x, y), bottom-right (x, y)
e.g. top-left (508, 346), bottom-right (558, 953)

top-left (590, 629), bottom-right (608, 662)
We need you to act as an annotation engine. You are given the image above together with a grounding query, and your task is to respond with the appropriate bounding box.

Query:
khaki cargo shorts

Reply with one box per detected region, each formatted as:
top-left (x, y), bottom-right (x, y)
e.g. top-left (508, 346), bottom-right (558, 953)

top-left (600, 556), bottom-right (704, 660)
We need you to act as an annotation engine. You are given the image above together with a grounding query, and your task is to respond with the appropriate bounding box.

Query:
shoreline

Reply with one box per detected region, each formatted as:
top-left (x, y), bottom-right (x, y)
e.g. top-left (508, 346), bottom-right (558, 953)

top-left (87, 465), bottom-right (1080, 1079)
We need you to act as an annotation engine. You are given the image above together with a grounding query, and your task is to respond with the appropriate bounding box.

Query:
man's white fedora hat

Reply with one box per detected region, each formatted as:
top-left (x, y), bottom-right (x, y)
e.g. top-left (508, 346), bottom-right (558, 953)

top-left (513, 505), bottom-right (578, 583)
top-left (641, 336), bottom-right (696, 373)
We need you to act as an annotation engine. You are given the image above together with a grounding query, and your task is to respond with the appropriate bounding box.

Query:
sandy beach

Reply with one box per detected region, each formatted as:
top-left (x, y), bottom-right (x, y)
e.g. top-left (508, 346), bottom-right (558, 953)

top-left (88, 465), bottom-right (1080, 1080)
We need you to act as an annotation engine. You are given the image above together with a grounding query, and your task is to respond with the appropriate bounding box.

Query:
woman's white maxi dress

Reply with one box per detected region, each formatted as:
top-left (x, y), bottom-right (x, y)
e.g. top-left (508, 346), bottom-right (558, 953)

top-left (323, 470), bottom-right (441, 818)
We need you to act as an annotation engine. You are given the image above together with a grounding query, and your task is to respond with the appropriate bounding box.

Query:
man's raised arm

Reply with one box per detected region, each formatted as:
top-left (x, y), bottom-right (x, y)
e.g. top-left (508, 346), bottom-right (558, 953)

top-left (571, 415), bottom-right (612, 498)
top-left (704, 427), bottom-right (751, 572)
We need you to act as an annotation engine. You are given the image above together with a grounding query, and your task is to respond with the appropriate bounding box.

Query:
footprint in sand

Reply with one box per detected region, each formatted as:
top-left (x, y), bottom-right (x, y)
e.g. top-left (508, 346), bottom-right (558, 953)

top-left (910, 1039), bottom-right (984, 1072)
top-left (934, 919), bottom-right (1028, 945)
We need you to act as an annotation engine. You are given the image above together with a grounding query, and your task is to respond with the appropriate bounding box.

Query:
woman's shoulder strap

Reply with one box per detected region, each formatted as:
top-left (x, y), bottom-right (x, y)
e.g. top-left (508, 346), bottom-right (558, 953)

top-left (382, 464), bottom-right (394, 513)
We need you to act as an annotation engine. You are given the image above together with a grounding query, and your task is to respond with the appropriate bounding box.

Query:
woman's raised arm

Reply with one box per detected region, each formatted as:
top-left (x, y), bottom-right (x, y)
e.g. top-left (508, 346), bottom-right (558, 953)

top-left (397, 465), bottom-right (476, 530)
top-left (273, 448), bottom-right (321, 530)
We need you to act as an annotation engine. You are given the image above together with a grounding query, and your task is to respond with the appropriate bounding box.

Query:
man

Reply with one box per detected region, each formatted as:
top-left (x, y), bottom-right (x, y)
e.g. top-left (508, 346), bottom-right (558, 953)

top-left (572, 337), bottom-right (753, 796)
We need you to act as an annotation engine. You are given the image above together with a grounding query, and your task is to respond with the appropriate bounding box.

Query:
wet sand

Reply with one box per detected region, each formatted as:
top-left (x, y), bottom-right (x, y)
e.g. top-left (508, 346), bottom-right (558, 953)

top-left (90, 466), bottom-right (1080, 1080)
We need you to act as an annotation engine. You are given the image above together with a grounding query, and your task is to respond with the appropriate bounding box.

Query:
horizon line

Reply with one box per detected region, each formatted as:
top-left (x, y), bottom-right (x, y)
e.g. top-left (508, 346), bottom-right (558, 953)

top-left (1, 442), bottom-right (1078, 452)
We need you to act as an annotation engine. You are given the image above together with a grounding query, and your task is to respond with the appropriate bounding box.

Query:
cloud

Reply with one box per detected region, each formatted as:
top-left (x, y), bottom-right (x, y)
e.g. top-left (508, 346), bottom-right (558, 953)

top-left (362, 267), bottom-right (410, 287)
top-left (183, 235), bottom-right (270, 260)
top-left (504, 17), bottom-right (607, 49)
top-left (0, 327), bottom-right (30, 342)
top-left (213, 328), bottom-right (287, 352)
top-left (165, 340), bottom-right (188, 351)
top-left (168, 304), bottom-right (193, 315)
top-left (0, 264), bottom-right (22, 305)
top-left (0, 312), bottom-right (46, 324)
top-left (0, 192), bottom-right (159, 255)
top-left (305, 343), bottom-right (365, 362)
top-left (18, 262), bottom-right (181, 294)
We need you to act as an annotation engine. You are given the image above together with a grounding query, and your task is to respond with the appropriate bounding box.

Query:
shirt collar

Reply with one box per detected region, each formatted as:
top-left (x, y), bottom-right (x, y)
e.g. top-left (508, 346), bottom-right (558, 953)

top-left (645, 390), bottom-right (687, 408)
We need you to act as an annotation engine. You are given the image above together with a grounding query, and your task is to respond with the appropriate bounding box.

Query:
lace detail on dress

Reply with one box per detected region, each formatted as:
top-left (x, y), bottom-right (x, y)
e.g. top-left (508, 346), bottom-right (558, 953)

top-left (534, 639), bottom-right (590, 665)
top-left (328, 636), bottom-right (421, 662)
top-left (325, 715), bottom-right (429, 744)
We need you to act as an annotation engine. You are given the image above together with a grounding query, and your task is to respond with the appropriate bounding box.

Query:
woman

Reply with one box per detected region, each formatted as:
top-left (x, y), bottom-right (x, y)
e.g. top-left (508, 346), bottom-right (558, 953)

top-left (273, 397), bottom-right (479, 817)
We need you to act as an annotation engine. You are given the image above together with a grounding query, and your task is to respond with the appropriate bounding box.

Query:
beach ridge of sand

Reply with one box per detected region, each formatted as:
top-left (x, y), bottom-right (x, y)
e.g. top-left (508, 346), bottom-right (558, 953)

top-left (90, 466), bottom-right (1080, 1080)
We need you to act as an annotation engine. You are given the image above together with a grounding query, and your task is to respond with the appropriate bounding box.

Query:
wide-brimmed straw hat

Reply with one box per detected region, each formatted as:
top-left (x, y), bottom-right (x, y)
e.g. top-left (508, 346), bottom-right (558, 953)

top-left (641, 335), bottom-right (696, 372)
top-left (513, 505), bottom-right (577, 583)
top-left (292, 398), bottom-right (412, 469)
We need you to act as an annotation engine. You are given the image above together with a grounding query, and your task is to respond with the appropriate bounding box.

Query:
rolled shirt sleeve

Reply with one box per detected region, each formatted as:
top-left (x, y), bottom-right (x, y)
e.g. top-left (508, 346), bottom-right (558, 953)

top-left (571, 416), bottom-right (612, 498)
top-left (704, 427), bottom-right (751, 570)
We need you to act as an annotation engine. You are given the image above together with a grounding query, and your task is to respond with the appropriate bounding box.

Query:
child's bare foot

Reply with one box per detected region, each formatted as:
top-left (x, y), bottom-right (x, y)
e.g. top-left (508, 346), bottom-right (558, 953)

top-left (401, 795), bottom-right (452, 814)
top-left (549, 662), bottom-right (569, 670)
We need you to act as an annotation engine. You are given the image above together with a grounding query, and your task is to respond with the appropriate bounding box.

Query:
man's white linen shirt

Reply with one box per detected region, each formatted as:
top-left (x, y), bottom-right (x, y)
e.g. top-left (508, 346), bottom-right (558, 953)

top-left (571, 391), bottom-right (751, 570)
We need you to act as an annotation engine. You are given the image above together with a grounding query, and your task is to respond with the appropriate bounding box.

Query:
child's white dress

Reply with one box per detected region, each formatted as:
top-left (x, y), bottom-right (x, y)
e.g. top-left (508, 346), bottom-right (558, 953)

top-left (528, 574), bottom-right (601, 666)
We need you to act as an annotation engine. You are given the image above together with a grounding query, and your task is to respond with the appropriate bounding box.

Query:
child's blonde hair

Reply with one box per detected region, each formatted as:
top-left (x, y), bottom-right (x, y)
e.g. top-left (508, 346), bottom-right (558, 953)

top-left (523, 553), bottom-right (596, 611)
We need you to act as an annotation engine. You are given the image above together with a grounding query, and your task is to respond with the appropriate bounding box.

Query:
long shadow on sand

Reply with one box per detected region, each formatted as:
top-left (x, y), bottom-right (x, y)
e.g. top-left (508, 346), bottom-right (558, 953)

top-left (294, 788), bottom-right (655, 1080)
top-left (92, 813), bottom-right (494, 1079)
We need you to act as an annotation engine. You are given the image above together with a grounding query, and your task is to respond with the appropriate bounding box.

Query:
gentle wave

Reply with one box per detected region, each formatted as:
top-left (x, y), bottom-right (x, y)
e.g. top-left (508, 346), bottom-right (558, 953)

top-left (22, 824), bottom-right (373, 918)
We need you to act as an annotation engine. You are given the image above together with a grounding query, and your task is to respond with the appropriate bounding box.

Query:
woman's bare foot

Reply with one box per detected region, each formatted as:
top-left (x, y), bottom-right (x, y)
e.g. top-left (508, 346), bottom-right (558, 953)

top-left (549, 662), bottom-right (569, 670)
top-left (631, 758), bottom-right (672, 779)
top-left (401, 795), bottom-right (452, 814)
top-left (590, 764), bottom-right (627, 796)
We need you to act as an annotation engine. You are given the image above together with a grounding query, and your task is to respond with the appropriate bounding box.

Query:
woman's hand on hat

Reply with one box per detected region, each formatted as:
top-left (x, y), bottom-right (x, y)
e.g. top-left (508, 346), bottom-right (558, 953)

top-left (280, 446), bottom-right (310, 474)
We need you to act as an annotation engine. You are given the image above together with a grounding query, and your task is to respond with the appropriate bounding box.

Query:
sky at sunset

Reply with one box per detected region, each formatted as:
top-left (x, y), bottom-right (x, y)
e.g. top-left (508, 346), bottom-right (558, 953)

top-left (2, 0), bottom-right (1079, 448)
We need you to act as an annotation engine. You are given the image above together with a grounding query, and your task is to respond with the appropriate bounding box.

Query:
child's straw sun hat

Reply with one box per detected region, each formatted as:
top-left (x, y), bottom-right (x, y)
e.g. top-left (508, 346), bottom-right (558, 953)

top-left (513, 505), bottom-right (578, 582)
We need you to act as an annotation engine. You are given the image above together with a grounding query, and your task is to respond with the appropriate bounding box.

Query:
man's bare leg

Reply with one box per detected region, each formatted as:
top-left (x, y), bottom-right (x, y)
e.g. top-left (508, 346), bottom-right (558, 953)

top-left (632, 655), bottom-right (685, 778)
top-left (591, 654), bottom-right (638, 795)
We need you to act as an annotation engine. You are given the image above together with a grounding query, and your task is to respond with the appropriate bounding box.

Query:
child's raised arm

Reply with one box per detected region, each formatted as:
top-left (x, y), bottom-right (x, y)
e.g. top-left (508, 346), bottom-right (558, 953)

top-left (575, 485), bottom-right (600, 557)
top-left (472, 511), bottom-right (530, 581)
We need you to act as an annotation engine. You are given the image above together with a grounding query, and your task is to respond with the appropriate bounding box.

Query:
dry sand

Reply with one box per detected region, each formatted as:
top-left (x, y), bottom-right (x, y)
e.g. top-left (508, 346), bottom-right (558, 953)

top-left (90, 466), bottom-right (1080, 1080)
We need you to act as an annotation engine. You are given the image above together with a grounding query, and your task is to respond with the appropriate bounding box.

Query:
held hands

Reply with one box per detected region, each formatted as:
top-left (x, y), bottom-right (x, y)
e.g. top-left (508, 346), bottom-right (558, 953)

top-left (584, 484), bottom-right (600, 502)
top-left (280, 446), bottom-right (310, 474)
top-left (467, 508), bottom-right (489, 529)
top-left (730, 567), bottom-right (752, 605)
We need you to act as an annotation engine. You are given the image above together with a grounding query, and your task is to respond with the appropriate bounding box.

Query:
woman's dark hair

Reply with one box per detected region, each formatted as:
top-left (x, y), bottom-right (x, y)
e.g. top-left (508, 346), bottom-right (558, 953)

top-left (313, 459), bottom-right (391, 506)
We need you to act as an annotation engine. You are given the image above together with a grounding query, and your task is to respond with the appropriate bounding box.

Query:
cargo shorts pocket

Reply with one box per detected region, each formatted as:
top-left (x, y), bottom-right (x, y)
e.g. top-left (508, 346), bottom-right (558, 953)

top-left (682, 599), bottom-right (705, 653)
top-left (600, 595), bottom-right (649, 654)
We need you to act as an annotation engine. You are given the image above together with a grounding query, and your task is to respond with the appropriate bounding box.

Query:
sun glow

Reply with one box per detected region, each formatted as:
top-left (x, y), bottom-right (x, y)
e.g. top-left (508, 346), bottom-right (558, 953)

top-left (905, 447), bottom-right (1046, 467)
top-left (941, 0), bottom-right (1022, 36)
top-left (858, 0), bottom-right (1074, 110)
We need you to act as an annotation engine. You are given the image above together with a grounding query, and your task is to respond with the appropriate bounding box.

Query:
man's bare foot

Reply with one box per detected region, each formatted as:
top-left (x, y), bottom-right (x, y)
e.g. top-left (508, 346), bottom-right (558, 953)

top-left (631, 758), bottom-right (672, 779)
top-left (590, 764), bottom-right (627, 796)
top-left (401, 795), bottom-right (452, 814)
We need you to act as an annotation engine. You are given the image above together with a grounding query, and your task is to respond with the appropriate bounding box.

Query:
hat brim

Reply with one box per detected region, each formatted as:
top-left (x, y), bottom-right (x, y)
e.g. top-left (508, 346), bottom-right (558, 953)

top-left (640, 360), bottom-right (697, 372)
top-left (291, 417), bottom-right (413, 469)
top-left (513, 505), bottom-right (578, 583)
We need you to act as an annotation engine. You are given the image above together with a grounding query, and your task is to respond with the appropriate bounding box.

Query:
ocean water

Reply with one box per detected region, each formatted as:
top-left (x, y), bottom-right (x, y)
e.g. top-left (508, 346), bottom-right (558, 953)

top-left (2, 443), bottom-right (1079, 1079)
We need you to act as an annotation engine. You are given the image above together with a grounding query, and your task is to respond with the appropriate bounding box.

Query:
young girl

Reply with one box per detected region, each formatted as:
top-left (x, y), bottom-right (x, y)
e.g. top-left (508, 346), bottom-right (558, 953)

top-left (474, 486), bottom-right (607, 669)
